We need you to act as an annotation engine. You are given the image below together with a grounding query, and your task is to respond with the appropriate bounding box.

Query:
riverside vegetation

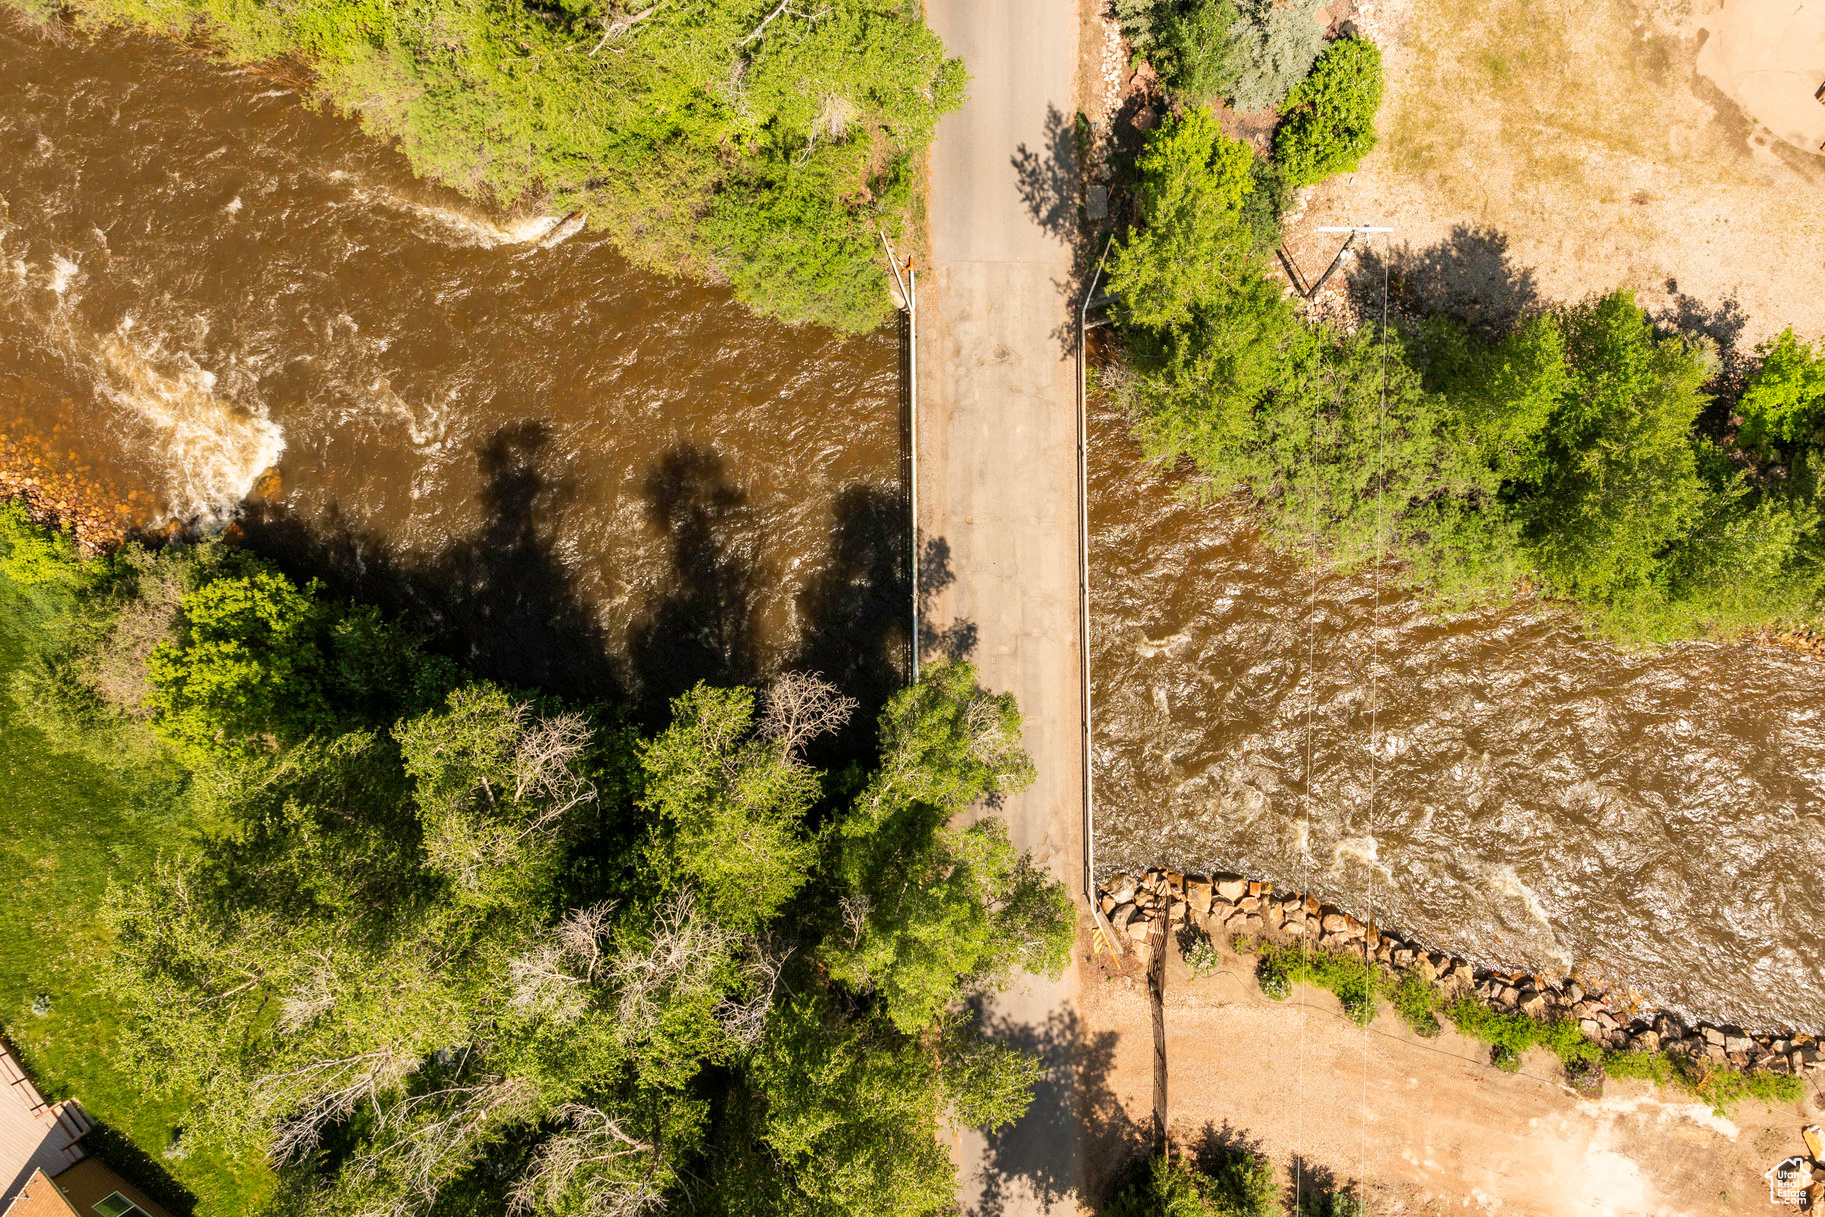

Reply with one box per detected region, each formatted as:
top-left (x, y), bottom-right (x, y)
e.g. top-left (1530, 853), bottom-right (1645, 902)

top-left (8, 0), bottom-right (963, 333)
top-left (1102, 870), bottom-right (1807, 1120)
top-left (0, 500), bottom-right (1074, 1217)
top-left (1100, 95), bottom-right (1825, 642)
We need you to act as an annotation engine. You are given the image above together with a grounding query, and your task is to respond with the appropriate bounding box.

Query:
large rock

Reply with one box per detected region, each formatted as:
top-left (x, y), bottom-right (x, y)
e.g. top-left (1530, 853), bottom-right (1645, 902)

top-left (1237, 895), bottom-right (1260, 913)
top-left (1723, 1033), bottom-right (1754, 1054)
top-left (1321, 913), bottom-right (1348, 935)
top-left (1108, 874), bottom-right (1138, 905)
top-left (1631, 1029), bottom-right (1661, 1053)
top-left (1185, 877), bottom-right (1213, 914)
top-left (1124, 914), bottom-right (1153, 943)
top-left (1214, 875), bottom-right (1246, 902)
top-left (1519, 992), bottom-right (1548, 1017)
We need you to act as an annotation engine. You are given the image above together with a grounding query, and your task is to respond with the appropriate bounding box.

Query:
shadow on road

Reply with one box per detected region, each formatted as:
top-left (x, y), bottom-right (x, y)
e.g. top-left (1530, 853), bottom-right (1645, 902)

top-left (968, 1004), bottom-right (1139, 1217)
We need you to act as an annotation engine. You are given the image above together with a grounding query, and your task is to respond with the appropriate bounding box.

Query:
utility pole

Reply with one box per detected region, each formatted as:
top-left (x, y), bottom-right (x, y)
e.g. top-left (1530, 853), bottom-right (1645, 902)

top-left (1079, 236), bottom-right (1120, 956)
top-left (880, 232), bottom-right (919, 682)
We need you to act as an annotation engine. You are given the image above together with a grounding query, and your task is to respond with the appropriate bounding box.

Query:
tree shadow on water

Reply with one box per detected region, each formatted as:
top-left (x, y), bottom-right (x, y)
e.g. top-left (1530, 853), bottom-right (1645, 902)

top-left (624, 444), bottom-right (764, 726)
top-left (238, 420), bottom-right (621, 702)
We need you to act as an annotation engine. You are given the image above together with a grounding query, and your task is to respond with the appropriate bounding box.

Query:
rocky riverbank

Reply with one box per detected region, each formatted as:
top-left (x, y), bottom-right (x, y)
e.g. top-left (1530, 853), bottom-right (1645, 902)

top-left (0, 425), bottom-right (133, 552)
top-left (1098, 868), bottom-right (1823, 1082)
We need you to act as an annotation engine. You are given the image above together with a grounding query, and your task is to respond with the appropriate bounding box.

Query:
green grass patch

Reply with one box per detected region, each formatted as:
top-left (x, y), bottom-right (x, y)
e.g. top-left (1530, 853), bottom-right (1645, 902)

top-left (0, 547), bottom-right (272, 1215)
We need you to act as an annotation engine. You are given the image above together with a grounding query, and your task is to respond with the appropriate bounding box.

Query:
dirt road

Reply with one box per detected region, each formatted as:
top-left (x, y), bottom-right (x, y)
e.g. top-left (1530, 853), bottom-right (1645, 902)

top-left (919, 0), bottom-right (1086, 1212)
top-left (1081, 935), bottom-right (1822, 1215)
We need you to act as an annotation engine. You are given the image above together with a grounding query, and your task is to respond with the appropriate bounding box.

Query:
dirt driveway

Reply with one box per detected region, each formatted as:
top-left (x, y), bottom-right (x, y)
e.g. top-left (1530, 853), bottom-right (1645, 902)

top-left (1079, 933), bottom-right (1822, 1215)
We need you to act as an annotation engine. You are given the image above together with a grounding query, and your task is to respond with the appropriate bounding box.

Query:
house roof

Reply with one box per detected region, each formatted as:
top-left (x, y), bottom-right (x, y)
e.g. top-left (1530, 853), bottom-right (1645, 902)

top-left (2, 1160), bottom-right (174, 1217)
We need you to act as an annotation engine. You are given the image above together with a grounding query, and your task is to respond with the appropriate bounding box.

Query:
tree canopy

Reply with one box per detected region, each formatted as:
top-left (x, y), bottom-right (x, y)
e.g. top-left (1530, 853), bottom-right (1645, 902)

top-left (0, 513), bottom-right (1075, 1217)
top-left (1104, 112), bottom-right (1825, 641)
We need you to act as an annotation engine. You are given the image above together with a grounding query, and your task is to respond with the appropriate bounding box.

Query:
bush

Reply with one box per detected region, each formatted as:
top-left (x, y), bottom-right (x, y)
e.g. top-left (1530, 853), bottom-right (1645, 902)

top-left (1218, 0), bottom-right (1327, 112)
top-left (1274, 36), bottom-right (1384, 187)
top-left (1102, 1151), bottom-right (1279, 1217)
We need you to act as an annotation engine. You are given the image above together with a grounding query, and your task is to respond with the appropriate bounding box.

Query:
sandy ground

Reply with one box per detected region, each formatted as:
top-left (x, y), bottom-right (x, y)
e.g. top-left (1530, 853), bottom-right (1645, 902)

top-left (1079, 930), bottom-right (1825, 1215)
top-left (1287, 0), bottom-right (1825, 349)
top-left (921, 0), bottom-right (1088, 1213)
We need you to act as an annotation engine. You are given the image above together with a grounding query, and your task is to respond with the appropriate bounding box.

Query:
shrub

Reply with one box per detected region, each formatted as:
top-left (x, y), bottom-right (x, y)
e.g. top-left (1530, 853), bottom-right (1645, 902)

top-left (1102, 1151), bottom-right (1279, 1217)
top-left (0, 502), bottom-right (81, 591)
top-left (1158, 0), bottom-right (1243, 103)
top-left (1274, 36), bottom-right (1384, 187)
top-left (1219, 0), bottom-right (1327, 112)
top-left (1183, 933), bottom-right (1221, 977)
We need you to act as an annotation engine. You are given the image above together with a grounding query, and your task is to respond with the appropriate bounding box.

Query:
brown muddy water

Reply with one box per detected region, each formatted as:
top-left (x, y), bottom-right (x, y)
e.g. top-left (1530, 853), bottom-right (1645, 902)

top-left (5, 16), bottom-right (1825, 1032)
top-left (0, 14), bottom-right (909, 718)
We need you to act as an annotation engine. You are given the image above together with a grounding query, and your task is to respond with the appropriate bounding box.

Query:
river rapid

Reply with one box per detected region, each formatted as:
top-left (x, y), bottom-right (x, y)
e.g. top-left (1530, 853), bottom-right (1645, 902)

top-left (6, 15), bottom-right (1825, 1031)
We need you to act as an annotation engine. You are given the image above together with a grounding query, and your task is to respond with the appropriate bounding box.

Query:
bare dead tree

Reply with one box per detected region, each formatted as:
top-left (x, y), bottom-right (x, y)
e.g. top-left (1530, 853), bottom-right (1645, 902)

top-left (740, 0), bottom-right (829, 46)
top-left (259, 1046), bottom-right (412, 1164)
top-left (757, 671), bottom-right (855, 758)
top-left (278, 954), bottom-right (339, 1032)
top-left (608, 889), bottom-right (736, 1040)
top-left (508, 1104), bottom-right (661, 1217)
top-left (589, 1), bottom-right (667, 55)
top-left (715, 943), bottom-right (792, 1047)
top-left (346, 1077), bottom-right (539, 1217)
top-left (511, 709), bottom-right (598, 824)
top-left (505, 900), bottom-right (618, 1022)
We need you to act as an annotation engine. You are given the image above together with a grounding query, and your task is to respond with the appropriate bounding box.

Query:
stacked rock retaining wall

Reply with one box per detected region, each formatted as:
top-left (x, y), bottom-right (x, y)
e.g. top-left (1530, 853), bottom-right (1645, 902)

top-left (1098, 868), bottom-right (1824, 1079)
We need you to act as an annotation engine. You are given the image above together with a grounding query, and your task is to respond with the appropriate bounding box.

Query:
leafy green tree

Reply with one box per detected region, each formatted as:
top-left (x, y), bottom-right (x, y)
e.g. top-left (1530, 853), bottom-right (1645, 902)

top-left (1738, 328), bottom-right (1825, 457)
top-left (1101, 1151), bottom-right (1280, 1217)
top-left (1157, 0), bottom-right (1243, 103)
top-left (1514, 292), bottom-right (1713, 607)
top-left (1274, 35), bottom-right (1384, 186)
top-left (144, 569), bottom-right (333, 751)
top-left (821, 662), bottom-right (1073, 1033)
top-left (639, 675), bottom-right (843, 936)
top-left (1109, 108), bottom-right (1263, 334)
top-left (0, 502), bottom-right (81, 590)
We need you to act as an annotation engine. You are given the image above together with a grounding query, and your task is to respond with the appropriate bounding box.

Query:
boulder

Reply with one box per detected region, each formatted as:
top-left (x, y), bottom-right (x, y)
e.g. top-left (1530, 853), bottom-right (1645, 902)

top-left (1111, 901), bottom-right (1137, 929)
top-left (1237, 895), bottom-right (1260, 913)
top-left (1392, 948), bottom-right (1417, 967)
top-left (1210, 898), bottom-right (1236, 922)
top-left (1322, 913), bottom-right (1348, 935)
top-left (1263, 904), bottom-right (1285, 930)
top-left (1578, 1019), bottom-right (1602, 1037)
top-left (1497, 986), bottom-right (1520, 1008)
top-left (1107, 875), bottom-right (1138, 905)
top-left (1124, 914), bottom-right (1153, 943)
top-left (1596, 1011), bottom-right (1620, 1032)
top-left (1246, 880), bottom-right (1264, 898)
top-left (1565, 982), bottom-right (1584, 1003)
top-left (1723, 1033), bottom-right (1754, 1054)
top-left (1185, 877), bottom-right (1214, 914)
top-left (1168, 897), bottom-right (1188, 924)
top-left (1702, 1027), bottom-right (1725, 1047)
top-left (1165, 870), bottom-right (1185, 895)
top-left (1214, 875), bottom-right (1246, 902)
top-left (1631, 1029), bottom-right (1661, 1052)
top-left (1519, 993), bottom-right (1548, 1018)
top-left (1237, 914), bottom-right (1265, 935)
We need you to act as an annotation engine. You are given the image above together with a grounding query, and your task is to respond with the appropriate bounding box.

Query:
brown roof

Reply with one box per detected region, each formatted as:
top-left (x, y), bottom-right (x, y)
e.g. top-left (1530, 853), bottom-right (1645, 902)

top-left (1, 1160), bottom-right (173, 1217)
top-left (1, 1169), bottom-right (76, 1217)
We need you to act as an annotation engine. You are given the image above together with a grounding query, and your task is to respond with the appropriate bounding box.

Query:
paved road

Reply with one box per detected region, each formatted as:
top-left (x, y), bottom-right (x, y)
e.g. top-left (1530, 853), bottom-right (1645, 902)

top-left (920, 1), bottom-right (1086, 1213)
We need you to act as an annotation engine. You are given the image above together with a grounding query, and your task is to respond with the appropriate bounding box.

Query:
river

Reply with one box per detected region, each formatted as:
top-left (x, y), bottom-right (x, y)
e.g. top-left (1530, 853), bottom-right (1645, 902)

top-left (5, 13), bottom-right (1824, 1032)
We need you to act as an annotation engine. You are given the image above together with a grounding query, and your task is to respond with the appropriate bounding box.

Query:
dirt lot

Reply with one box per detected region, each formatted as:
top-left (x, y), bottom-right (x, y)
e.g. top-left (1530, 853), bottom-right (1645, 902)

top-left (1077, 929), bottom-right (1825, 1215)
top-left (1285, 0), bottom-right (1825, 350)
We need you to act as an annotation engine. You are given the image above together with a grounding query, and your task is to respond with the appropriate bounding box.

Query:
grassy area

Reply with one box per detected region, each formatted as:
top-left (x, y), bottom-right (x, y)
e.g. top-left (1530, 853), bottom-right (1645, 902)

top-left (1386, 0), bottom-right (1723, 230)
top-left (0, 578), bottom-right (271, 1216)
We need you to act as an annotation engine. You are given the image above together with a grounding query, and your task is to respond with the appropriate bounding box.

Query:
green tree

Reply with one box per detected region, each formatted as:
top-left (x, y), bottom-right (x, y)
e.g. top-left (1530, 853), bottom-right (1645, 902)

top-left (821, 663), bottom-right (1073, 1033)
top-left (1274, 35), bottom-right (1384, 186)
top-left (1738, 329), bottom-right (1825, 457)
top-left (1109, 108), bottom-right (1264, 334)
top-left (1514, 292), bottom-right (1713, 607)
top-left (1218, 0), bottom-right (1327, 112)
